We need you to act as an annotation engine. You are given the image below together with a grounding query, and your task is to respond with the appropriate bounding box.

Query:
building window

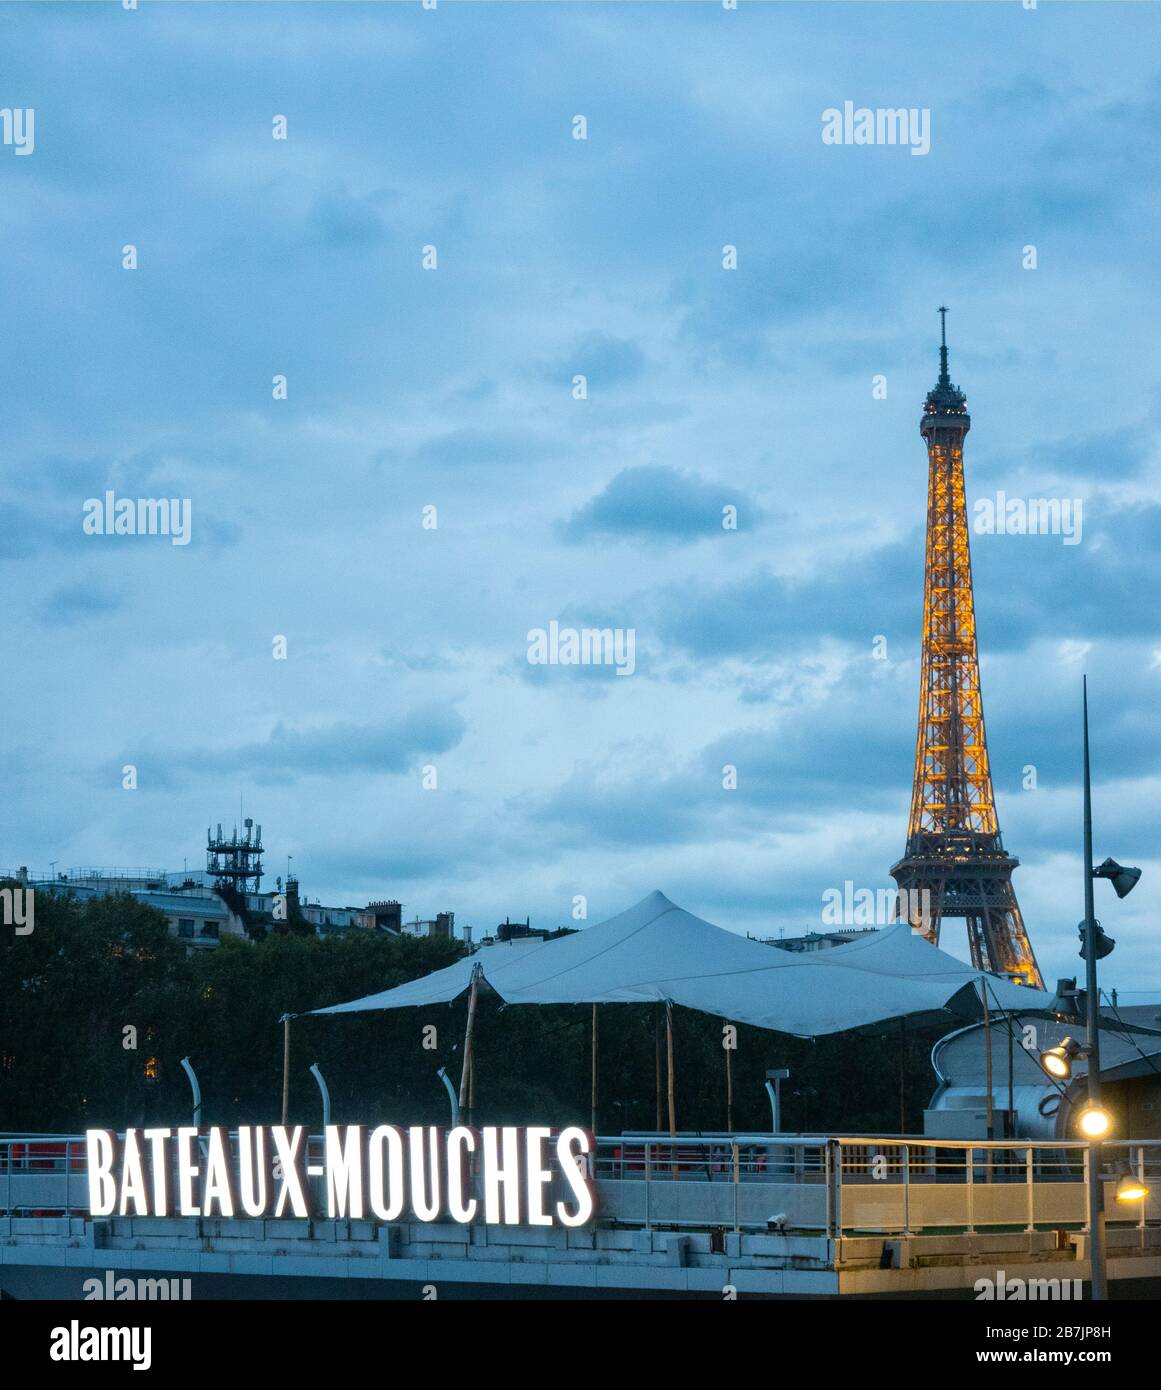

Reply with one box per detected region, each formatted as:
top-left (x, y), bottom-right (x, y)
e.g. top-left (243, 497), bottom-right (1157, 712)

top-left (177, 918), bottom-right (195, 939)
top-left (200, 921), bottom-right (219, 940)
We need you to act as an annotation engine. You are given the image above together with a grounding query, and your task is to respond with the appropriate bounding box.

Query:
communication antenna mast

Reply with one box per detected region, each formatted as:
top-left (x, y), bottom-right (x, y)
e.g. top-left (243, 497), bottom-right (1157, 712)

top-left (207, 815), bottom-right (264, 894)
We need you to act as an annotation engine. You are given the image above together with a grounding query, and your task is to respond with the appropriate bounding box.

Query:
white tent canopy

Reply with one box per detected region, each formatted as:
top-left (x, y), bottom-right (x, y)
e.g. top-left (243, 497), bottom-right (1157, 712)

top-left (304, 890), bottom-right (1047, 1038)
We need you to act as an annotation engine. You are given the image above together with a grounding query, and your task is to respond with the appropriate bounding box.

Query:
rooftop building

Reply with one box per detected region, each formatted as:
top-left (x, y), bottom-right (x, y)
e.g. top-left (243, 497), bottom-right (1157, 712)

top-left (758, 927), bottom-right (880, 954)
top-left (7, 861), bottom-right (464, 953)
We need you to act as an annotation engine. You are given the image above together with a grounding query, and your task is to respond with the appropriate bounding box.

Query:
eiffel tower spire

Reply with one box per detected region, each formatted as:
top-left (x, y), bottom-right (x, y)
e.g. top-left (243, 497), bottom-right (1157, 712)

top-left (937, 304), bottom-right (950, 386)
top-left (891, 309), bottom-right (1043, 988)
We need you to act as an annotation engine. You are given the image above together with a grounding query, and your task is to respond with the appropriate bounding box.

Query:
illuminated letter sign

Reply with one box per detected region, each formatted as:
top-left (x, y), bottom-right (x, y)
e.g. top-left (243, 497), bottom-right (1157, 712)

top-left (84, 1125), bottom-right (596, 1227)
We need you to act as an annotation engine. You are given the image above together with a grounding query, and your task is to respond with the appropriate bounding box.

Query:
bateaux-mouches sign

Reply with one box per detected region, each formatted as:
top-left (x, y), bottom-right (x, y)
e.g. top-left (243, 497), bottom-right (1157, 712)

top-left (86, 1124), bottom-right (595, 1228)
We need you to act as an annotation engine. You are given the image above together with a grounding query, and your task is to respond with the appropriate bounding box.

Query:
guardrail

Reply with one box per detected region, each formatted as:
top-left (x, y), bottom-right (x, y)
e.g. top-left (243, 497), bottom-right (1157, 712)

top-left (3, 1133), bottom-right (1159, 1238)
top-left (592, 1134), bottom-right (1161, 1236)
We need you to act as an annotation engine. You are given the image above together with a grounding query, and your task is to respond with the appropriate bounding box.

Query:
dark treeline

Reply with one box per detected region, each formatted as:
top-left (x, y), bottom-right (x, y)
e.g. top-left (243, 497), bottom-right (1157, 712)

top-left (0, 890), bottom-right (944, 1135)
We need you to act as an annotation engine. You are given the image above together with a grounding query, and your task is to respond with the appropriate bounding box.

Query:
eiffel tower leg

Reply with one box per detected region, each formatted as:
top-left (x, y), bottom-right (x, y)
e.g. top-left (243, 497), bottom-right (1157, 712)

top-left (965, 909), bottom-right (988, 974)
top-left (981, 897), bottom-right (1042, 990)
top-left (894, 874), bottom-right (943, 947)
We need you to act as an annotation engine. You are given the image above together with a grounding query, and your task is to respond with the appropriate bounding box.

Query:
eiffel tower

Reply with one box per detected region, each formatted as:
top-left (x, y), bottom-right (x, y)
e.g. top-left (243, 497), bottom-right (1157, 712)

top-left (890, 309), bottom-right (1043, 988)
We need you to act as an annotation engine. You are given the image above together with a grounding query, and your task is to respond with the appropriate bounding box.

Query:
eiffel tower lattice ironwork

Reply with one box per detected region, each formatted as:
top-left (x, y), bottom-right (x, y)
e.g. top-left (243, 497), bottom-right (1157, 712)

top-left (890, 308), bottom-right (1043, 988)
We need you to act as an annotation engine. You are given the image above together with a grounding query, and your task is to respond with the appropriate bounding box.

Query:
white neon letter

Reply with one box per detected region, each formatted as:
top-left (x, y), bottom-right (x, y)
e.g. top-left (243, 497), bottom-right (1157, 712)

top-left (483, 1127), bottom-right (521, 1225)
top-left (237, 1127), bottom-right (268, 1216)
top-left (325, 1125), bottom-right (365, 1219)
top-left (142, 1128), bottom-right (172, 1217)
top-left (408, 1126), bottom-right (441, 1221)
top-left (367, 1126), bottom-right (405, 1221)
top-left (202, 1128), bottom-right (236, 1218)
top-left (86, 1130), bottom-right (118, 1217)
top-left (118, 1129), bottom-right (149, 1217)
top-left (175, 1127), bottom-right (201, 1216)
top-left (446, 1127), bottom-right (478, 1223)
top-left (555, 1128), bottom-right (595, 1228)
top-left (525, 1127), bottom-right (553, 1227)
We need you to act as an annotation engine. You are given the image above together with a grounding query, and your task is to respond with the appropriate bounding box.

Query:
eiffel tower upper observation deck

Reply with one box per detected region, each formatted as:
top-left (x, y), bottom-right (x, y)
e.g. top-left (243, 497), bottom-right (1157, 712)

top-left (890, 309), bottom-right (1043, 988)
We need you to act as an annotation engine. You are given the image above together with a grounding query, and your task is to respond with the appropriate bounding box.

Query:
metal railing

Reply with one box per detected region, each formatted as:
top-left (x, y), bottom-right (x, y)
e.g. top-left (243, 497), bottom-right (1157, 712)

top-left (3, 1132), bottom-right (1160, 1239)
top-left (591, 1134), bottom-right (1161, 1236)
top-left (5, 868), bottom-right (173, 884)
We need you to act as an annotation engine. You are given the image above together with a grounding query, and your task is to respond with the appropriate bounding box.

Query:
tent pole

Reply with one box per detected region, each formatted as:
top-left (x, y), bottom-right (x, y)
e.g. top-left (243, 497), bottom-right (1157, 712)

top-left (983, 984), bottom-right (994, 1139)
top-left (654, 1007), bottom-right (662, 1132)
top-left (459, 966), bottom-right (481, 1117)
top-left (725, 1031), bottom-right (734, 1132)
top-left (665, 1002), bottom-right (676, 1135)
top-left (1007, 1009), bottom-right (1015, 1138)
top-left (590, 1003), bottom-right (599, 1135)
top-left (666, 1001), bottom-right (677, 1179)
top-left (983, 981), bottom-right (994, 1185)
top-left (281, 1015), bottom-right (291, 1126)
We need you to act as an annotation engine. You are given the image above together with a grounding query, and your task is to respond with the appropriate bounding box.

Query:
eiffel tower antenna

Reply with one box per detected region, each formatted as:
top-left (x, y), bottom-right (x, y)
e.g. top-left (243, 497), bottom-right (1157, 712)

top-left (937, 305), bottom-right (950, 384)
top-left (890, 310), bottom-right (1043, 988)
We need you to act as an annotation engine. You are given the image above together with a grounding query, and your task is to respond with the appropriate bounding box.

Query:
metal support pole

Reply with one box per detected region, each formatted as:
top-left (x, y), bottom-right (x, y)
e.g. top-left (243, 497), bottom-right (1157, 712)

top-left (765, 1070), bottom-right (789, 1134)
top-left (1082, 677), bottom-right (1107, 1301)
top-left (765, 1079), bottom-right (778, 1133)
top-left (591, 1003), bottom-right (599, 1136)
top-left (1007, 1013), bottom-right (1015, 1139)
top-left (665, 1001), bottom-right (677, 1180)
top-left (725, 1028), bottom-right (734, 1133)
top-left (309, 1062), bottom-right (331, 1130)
top-left (1138, 1146), bottom-right (1147, 1248)
top-left (437, 1066), bottom-right (460, 1126)
top-left (654, 1007), bottom-right (662, 1133)
top-left (966, 1146), bottom-right (975, 1234)
top-left (732, 1142), bottom-right (740, 1234)
top-left (665, 1000), bottom-right (676, 1137)
top-left (983, 987), bottom-right (994, 1140)
top-left (1026, 1145), bottom-right (1035, 1233)
top-left (279, 1016), bottom-right (291, 1126)
top-left (834, 1141), bottom-right (844, 1241)
top-left (459, 965), bottom-right (481, 1117)
top-left (180, 1055), bottom-right (202, 1127)
top-left (902, 1144), bottom-right (911, 1237)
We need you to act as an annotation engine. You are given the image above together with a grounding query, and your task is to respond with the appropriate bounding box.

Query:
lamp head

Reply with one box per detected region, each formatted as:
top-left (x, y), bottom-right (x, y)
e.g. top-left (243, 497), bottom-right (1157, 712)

top-left (1040, 1036), bottom-right (1084, 1081)
top-left (1078, 921), bottom-right (1116, 962)
top-left (1115, 1169), bottom-right (1150, 1203)
top-left (1094, 857), bottom-right (1142, 900)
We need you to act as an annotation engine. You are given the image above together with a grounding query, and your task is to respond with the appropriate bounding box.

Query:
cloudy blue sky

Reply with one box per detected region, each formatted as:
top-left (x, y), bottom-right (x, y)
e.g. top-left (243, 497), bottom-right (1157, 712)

top-left (2, 0), bottom-right (1159, 993)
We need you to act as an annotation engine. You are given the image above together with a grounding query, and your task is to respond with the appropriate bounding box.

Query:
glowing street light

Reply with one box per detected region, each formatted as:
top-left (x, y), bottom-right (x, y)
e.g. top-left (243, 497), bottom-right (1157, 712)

top-left (1040, 1037), bottom-right (1084, 1081)
top-left (1115, 1169), bottom-right (1150, 1204)
top-left (1076, 1105), bottom-right (1112, 1140)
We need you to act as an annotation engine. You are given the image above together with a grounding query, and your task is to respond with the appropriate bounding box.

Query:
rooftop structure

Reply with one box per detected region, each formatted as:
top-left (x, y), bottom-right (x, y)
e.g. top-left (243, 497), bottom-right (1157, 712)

top-left (206, 818), bottom-right (263, 896)
top-left (761, 928), bottom-right (879, 954)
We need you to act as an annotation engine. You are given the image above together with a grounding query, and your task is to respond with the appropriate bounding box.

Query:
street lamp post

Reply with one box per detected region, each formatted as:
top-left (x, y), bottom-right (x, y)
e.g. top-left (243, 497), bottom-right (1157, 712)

top-left (1077, 676), bottom-right (1142, 1301)
top-left (1080, 676), bottom-right (1107, 1303)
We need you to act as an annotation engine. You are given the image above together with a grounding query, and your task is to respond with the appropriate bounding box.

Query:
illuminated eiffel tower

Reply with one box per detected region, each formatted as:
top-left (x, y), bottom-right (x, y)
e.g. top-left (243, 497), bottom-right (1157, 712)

top-left (890, 309), bottom-right (1043, 988)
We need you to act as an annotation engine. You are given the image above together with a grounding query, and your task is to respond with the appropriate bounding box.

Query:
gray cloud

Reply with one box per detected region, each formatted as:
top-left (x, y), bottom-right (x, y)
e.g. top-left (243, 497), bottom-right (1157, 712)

top-left (161, 706), bottom-right (467, 782)
top-left (561, 464), bottom-right (762, 543)
top-left (41, 582), bottom-right (125, 626)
